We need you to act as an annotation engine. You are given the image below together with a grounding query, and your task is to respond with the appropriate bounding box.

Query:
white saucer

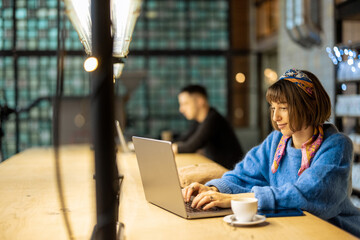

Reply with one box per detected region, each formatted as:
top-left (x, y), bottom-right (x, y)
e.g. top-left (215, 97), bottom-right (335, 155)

top-left (223, 214), bottom-right (266, 226)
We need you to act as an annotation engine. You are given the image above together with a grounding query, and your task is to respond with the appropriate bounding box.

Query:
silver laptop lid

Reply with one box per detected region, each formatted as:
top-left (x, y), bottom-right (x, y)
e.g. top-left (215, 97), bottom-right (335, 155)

top-left (132, 136), bottom-right (188, 218)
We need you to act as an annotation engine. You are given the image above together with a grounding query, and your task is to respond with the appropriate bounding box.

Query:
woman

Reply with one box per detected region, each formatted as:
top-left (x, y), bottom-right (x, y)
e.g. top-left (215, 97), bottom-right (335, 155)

top-left (182, 69), bottom-right (360, 237)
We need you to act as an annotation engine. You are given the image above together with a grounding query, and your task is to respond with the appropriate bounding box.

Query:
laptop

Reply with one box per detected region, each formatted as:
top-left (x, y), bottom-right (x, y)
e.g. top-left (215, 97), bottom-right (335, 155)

top-left (132, 136), bottom-right (233, 219)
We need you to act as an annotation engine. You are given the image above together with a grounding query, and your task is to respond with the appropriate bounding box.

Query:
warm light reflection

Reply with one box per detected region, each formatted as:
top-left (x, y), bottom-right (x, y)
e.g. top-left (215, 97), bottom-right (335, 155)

top-left (234, 107), bottom-right (244, 119)
top-left (264, 68), bottom-right (278, 85)
top-left (235, 73), bottom-right (246, 83)
top-left (84, 57), bottom-right (98, 72)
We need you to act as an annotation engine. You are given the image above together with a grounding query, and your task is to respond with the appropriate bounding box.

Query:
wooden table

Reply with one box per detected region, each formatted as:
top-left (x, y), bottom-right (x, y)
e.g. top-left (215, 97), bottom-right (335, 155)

top-left (0, 145), bottom-right (96, 240)
top-left (0, 145), bottom-right (357, 240)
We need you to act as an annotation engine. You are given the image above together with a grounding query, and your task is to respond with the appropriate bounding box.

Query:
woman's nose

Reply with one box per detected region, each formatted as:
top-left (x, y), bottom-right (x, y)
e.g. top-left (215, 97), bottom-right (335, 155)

top-left (272, 110), bottom-right (280, 122)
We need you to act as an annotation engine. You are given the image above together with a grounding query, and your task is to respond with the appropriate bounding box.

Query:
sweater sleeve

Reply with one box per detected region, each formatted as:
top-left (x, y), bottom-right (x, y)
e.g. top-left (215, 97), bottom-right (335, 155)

top-left (251, 133), bottom-right (353, 219)
top-left (205, 132), bottom-right (275, 193)
top-left (176, 121), bottom-right (198, 142)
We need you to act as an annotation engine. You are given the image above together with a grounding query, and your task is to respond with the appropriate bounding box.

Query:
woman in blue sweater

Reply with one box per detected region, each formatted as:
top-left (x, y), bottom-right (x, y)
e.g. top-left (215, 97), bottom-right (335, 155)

top-left (182, 69), bottom-right (360, 237)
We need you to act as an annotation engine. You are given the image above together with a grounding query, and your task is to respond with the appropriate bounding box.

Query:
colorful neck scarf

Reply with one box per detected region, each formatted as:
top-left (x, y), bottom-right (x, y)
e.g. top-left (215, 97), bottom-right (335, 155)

top-left (279, 69), bottom-right (314, 97)
top-left (271, 125), bottom-right (324, 176)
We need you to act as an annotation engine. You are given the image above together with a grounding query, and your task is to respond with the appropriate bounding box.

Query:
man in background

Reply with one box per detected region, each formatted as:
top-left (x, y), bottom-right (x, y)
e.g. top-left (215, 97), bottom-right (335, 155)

top-left (172, 85), bottom-right (243, 169)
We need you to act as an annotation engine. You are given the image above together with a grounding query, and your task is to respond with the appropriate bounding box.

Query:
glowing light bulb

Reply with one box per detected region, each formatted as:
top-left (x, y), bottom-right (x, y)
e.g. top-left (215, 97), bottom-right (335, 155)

top-left (84, 57), bottom-right (98, 72)
top-left (264, 68), bottom-right (278, 84)
top-left (335, 51), bottom-right (341, 58)
top-left (347, 58), bottom-right (354, 65)
top-left (235, 73), bottom-right (246, 83)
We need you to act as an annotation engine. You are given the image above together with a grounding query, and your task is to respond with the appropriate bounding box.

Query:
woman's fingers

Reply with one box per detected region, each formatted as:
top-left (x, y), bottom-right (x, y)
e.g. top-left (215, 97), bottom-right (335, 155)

top-left (182, 187), bottom-right (191, 202)
top-left (194, 195), bottom-right (212, 209)
top-left (191, 193), bottom-right (204, 208)
top-left (202, 201), bottom-right (217, 210)
top-left (182, 182), bottom-right (200, 202)
top-left (192, 192), bottom-right (213, 208)
top-left (188, 184), bottom-right (197, 202)
top-left (192, 192), bottom-right (232, 209)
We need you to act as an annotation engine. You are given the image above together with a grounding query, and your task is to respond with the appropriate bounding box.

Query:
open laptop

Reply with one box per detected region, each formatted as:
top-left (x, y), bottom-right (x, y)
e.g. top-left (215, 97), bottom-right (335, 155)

top-left (132, 136), bottom-right (233, 219)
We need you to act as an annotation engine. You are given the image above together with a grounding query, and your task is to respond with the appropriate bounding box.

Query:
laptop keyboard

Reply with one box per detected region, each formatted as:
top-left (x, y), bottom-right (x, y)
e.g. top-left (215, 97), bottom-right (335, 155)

top-left (185, 201), bottom-right (223, 213)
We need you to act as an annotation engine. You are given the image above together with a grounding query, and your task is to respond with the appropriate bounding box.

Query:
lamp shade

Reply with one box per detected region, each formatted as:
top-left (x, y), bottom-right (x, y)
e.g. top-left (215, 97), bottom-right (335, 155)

top-left (64, 0), bottom-right (92, 55)
top-left (112, 0), bottom-right (142, 57)
top-left (64, 0), bottom-right (142, 57)
top-left (113, 62), bottom-right (125, 78)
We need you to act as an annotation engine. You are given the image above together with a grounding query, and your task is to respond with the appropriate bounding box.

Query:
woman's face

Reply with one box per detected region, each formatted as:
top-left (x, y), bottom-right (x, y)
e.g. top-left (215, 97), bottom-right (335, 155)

top-left (271, 101), bottom-right (294, 137)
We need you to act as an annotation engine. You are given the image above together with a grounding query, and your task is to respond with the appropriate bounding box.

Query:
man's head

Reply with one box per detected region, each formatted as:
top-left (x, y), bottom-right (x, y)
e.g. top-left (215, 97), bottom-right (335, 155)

top-left (178, 85), bottom-right (209, 121)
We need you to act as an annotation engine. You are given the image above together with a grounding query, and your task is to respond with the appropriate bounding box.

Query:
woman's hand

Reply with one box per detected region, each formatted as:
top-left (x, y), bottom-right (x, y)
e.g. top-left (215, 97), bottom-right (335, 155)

top-left (193, 192), bottom-right (255, 210)
top-left (183, 183), bottom-right (256, 210)
top-left (182, 182), bottom-right (217, 203)
top-left (182, 182), bottom-right (255, 210)
top-left (172, 143), bottom-right (178, 154)
top-left (191, 191), bottom-right (234, 210)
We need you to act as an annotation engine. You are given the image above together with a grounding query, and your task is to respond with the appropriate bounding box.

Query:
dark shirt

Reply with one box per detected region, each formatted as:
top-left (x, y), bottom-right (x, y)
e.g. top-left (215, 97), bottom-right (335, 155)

top-left (177, 107), bottom-right (243, 169)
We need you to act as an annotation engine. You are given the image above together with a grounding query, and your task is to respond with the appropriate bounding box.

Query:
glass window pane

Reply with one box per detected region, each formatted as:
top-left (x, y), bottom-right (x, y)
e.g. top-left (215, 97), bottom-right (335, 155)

top-left (146, 0), bottom-right (186, 50)
top-left (189, 0), bottom-right (229, 49)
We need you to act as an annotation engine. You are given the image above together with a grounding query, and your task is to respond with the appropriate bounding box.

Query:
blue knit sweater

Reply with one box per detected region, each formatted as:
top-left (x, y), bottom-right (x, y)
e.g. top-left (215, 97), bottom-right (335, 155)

top-left (206, 123), bottom-right (360, 237)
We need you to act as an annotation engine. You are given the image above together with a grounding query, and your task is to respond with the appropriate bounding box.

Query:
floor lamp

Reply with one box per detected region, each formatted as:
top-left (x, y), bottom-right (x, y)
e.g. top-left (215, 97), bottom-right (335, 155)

top-left (63, 0), bottom-right (142, 239)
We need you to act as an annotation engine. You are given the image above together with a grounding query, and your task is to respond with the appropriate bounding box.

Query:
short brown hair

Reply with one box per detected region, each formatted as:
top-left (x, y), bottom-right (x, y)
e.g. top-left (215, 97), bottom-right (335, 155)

top-left (180, 84), bottom-right (208, 99)
top-left (265, 70), bottom-right (331, 132)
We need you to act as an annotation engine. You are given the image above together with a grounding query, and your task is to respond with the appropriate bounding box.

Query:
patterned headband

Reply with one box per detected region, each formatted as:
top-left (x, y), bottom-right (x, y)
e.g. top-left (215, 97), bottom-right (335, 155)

top-left (279, 69), bottom-right (314, 97)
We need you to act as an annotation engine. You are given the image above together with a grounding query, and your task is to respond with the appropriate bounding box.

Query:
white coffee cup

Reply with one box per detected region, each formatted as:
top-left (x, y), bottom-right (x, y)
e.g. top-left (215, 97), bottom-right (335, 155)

top-left (231, 197), bottom-right (258, 222)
